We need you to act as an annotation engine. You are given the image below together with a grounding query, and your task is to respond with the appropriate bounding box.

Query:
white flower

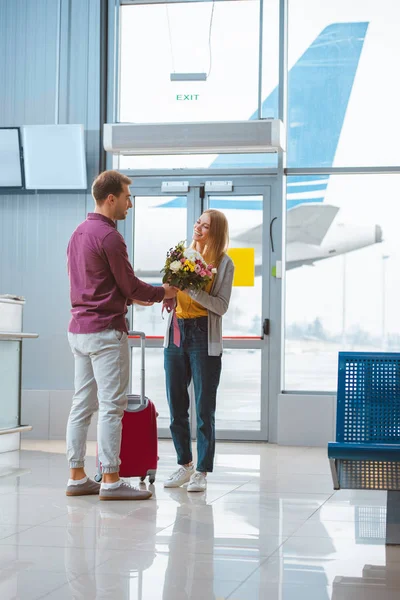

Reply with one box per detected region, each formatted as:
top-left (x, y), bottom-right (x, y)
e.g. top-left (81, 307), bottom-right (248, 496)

top-left (211, 268), bottom-right (217, 274)
top-left (184, 248), bottom-right (202, 262)
top-left (170, 260), bottom-right (183, 273)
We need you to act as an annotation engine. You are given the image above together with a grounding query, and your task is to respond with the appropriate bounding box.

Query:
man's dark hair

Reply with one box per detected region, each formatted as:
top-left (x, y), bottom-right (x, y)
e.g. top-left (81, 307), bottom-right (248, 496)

top-left (91, 170), bottom-right (132, 204)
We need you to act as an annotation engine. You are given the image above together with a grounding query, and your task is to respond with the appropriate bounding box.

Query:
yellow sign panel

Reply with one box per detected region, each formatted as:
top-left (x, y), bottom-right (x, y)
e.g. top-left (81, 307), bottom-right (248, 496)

top-left (227, 248), bottom-right (255, 287)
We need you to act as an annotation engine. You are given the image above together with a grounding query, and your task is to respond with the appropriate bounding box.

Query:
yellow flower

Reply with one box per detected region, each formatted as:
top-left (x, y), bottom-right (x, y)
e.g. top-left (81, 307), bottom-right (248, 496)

top-left (184, 259), bottom-right (195, 273)
top-left (183, 259), bottom-right (195, 273)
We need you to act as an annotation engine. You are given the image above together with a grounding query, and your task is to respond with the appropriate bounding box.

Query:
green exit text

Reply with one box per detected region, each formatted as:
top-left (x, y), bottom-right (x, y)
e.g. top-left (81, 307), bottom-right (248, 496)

top-left (176, 94), bottom-right (200, 101)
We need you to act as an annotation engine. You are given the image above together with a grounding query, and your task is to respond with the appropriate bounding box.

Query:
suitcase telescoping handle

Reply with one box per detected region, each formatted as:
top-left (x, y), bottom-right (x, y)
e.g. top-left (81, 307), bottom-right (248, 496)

top-left (128, 331), bottom-right (145, 405)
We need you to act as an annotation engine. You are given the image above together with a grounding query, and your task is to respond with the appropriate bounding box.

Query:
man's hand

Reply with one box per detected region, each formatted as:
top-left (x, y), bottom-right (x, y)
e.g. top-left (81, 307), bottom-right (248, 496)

top-left (162, 284), bottom-right (178, 299)
top-left (132, 300), bottom-right (154, 307)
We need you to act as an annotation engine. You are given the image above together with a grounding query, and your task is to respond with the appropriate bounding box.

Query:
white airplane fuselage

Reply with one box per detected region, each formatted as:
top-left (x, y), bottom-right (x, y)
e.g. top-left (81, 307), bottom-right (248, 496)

top-left (286, 221), bottom-right (383, 269)
top-left (230, 217), bottom-right (383, 272)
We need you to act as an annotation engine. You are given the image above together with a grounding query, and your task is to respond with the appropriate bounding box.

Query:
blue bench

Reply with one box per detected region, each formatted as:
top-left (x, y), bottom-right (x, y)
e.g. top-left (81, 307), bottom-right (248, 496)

top-left (328, 352), bottom-right (400, 545)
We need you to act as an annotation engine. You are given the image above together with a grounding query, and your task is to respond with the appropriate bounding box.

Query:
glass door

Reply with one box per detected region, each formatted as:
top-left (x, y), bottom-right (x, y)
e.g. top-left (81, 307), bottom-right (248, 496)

top-left (127, 178), bottom-right (270, 441)
top-left (205, 191), bottom-right (269, 439)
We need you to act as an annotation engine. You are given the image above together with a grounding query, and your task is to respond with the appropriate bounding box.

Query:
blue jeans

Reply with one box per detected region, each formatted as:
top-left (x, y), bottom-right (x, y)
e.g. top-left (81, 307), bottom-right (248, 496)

top-left (164, 316), bottom-right (222, 473)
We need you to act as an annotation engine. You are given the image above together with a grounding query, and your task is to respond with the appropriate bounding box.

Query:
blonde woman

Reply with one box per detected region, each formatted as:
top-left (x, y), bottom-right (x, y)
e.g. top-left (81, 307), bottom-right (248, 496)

top-left (163, 210), bottom-right (234, 492)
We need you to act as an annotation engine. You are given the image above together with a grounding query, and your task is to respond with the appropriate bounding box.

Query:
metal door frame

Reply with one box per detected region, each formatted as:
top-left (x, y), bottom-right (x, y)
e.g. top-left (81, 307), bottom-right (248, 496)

top-left (126, 175), bottom-right (275, 441)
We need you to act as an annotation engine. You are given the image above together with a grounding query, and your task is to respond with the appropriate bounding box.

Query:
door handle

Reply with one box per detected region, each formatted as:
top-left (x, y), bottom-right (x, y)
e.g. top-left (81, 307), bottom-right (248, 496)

top-left (263, 318), bottom-right (270, 337)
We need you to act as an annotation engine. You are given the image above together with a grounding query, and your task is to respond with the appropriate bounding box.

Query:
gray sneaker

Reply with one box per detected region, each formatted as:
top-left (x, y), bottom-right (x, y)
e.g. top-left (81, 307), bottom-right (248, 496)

top-left (66, 478), bottom-right (101, 497)
top-left (99, 481), bottom-right (152, 501)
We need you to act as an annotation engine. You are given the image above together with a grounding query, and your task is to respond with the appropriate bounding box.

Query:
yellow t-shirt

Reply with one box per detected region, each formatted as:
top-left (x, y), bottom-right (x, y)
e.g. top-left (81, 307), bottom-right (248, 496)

top-left (176, 279), bottom-right (213, 319)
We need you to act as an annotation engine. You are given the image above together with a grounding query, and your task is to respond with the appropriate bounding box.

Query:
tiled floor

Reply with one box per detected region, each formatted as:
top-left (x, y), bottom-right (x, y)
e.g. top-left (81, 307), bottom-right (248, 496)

top-left (0, 440), bottom-right (398, 599)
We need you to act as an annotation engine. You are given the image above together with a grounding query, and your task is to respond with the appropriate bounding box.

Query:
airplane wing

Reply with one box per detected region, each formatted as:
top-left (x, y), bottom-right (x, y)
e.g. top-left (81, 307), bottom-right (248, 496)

top-left (231, 202), bottom-right (338, 247)
top-left (287, 203), bottom-right (339, 246)
top-left (232, 224), bottom-right (262, 245)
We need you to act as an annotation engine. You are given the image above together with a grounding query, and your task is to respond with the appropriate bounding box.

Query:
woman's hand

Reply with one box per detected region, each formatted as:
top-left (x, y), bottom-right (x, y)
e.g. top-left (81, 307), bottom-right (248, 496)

top-left (163, 297), bottom-right (176, 313)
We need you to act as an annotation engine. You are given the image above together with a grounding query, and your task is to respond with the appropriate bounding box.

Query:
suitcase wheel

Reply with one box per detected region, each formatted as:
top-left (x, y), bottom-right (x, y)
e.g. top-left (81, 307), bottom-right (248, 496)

top-left (140, 476), bottom-right (146, 482)
top-left (94, 474), bottom-right (102, 483)
top-left (148, 470), bottom-right (156, 485)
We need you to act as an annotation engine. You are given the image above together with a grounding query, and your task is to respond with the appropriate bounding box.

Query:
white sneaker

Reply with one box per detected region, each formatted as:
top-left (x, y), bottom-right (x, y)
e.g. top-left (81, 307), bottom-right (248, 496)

top-left (164, 466), bottom-right (194, 488)
top-left (187, 471), bottom-right (207, 492)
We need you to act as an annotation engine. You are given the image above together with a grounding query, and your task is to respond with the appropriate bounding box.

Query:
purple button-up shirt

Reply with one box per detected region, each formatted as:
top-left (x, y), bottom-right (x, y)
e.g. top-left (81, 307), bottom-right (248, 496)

top-left (67, 213), bottom-right (164, 333)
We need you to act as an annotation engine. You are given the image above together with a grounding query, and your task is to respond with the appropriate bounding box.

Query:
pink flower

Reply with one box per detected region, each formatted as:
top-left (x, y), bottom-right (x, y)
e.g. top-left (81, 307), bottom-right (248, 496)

top-left (195, 264), bottom-right (201, 274)
top-left (200, 269), bottom-right (206, 277)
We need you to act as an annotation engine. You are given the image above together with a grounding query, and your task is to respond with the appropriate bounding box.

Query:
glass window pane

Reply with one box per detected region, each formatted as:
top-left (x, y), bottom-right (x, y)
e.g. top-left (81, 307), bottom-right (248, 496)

top-left (261, 0), bottom-right (279, 120)
top-left (120, 1), bottom-right (260, 124)
top-left (217, 349), bottom-right (261, 431)
top-left (119, 0), bottom-right (279, 171)
top-left (131, 350), bottom-right (262, 433)
top-left (285, 174), bottom-right (400, 391)
top-left (119, 0), bottom-right (282, 171)
top-left (288, 0), bottom-right (400, 167)
top-left (209, 196), bottom-right (263, 337)
top-left (132, 196), bottom-right (187, 336)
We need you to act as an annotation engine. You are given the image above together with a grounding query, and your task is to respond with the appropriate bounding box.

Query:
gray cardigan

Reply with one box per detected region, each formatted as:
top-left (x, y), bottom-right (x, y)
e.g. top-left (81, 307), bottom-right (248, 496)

top-left (163, 253), bottom-right (235, 356)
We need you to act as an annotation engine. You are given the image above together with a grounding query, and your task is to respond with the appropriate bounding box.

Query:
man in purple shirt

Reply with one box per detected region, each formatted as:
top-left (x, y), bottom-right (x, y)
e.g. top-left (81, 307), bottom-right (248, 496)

top-left (66, 170), bottom-right (177, 501)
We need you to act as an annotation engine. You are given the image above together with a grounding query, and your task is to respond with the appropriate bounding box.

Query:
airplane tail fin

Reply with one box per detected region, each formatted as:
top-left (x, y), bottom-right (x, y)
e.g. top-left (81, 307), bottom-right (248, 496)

top-left (284, 22), bottom-right (369, 168)
top-left (212, 22), bottom-right (369, 170)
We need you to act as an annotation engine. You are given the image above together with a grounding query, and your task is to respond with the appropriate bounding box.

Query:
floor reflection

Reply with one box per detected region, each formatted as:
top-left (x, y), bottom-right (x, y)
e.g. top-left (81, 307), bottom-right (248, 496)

top-left (162, 491), bottom-right (215, 600)
top-left (2, 441), bottom-right (400, 599)
top-left (333, 547), bottom-right (400, 600)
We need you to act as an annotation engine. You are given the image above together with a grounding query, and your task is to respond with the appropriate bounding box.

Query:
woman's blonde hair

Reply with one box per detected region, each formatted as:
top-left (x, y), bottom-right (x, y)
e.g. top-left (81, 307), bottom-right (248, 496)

top-left (191, 209), bottom-right (229, 267)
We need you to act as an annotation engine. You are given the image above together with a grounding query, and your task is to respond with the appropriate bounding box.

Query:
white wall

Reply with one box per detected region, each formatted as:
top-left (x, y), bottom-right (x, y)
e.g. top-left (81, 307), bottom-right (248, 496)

top-left (277, 393), bottom-right (336, 447)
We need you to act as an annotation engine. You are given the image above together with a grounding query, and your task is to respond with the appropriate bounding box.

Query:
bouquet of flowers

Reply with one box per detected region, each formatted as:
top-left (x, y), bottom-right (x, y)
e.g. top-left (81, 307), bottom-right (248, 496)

top-left (162, 241), bottom-right (216, 291)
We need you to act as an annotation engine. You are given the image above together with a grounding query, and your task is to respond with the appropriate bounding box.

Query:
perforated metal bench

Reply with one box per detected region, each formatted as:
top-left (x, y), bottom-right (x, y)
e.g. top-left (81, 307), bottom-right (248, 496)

top-left (328, 352), bottom-right (400, 545)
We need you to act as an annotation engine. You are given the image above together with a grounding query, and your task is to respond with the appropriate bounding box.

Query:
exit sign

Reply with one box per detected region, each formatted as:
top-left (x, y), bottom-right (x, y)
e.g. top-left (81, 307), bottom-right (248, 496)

top-left (176, 94), bottom-right (200, 101)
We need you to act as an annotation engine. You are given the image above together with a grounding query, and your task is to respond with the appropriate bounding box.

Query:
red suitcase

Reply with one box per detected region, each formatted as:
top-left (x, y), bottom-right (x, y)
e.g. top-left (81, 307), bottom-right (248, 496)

top-left (95, 331), bottom-right (158, 484)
